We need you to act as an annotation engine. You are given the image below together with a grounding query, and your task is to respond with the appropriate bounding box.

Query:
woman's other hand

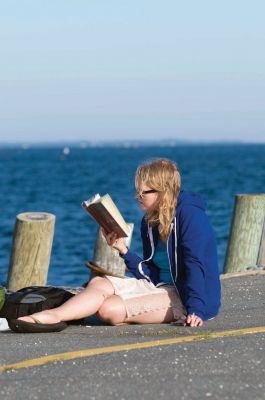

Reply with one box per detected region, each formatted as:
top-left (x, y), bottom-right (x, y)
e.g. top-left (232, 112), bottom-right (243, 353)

top-left (185, 314), bottom-right (203, 327)
top-left (101, 228), bottom-right (128, 255)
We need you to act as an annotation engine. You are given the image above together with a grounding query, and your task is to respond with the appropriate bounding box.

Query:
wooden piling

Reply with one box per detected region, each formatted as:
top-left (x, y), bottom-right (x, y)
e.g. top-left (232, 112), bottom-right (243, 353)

top-left (8, 212), bottom-right (56, 291)
top-left (257, 219), bottom-right (265, 267)
top-left (91, 223), bottom-right (134, 278)
top-left (224, 194), bottom-right (265, 273)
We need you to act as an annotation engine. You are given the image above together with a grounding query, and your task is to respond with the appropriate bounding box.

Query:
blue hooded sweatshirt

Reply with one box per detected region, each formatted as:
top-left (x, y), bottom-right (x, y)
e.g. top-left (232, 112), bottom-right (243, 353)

top-left (121, 190), bottom-right (221, 320)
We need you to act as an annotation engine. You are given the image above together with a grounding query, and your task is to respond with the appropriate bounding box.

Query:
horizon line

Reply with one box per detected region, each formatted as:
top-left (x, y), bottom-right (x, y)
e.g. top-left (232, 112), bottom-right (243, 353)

top-left (0, 138), bottom-right (265, 148)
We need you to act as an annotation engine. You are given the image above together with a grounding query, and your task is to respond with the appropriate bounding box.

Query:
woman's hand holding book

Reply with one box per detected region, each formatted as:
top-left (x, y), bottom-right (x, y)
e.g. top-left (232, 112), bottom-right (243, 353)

top-left (101, 228), bottom-right (128, 255)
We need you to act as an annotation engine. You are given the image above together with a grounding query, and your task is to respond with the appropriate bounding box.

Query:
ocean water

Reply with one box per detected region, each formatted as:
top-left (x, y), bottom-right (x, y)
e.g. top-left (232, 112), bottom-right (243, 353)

top-left (0, 144), bottom-right (264, 287)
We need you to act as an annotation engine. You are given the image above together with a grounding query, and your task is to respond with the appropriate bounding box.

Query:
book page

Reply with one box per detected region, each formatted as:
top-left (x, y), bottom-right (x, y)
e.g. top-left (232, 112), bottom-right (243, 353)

top-left (82, 193), bottom-right (129, 238)
top-left (100, 194), bottom-right (129, 235)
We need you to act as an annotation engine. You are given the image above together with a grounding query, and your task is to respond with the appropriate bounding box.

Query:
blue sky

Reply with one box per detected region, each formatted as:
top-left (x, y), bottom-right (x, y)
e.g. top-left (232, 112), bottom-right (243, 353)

top-left (1, 0), bottom-right (265, 143)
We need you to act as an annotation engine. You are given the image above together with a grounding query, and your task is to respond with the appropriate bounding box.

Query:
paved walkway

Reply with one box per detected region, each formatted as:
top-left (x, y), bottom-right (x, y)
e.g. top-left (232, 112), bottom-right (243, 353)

top-left (1, 272), bottom-right (265, 400)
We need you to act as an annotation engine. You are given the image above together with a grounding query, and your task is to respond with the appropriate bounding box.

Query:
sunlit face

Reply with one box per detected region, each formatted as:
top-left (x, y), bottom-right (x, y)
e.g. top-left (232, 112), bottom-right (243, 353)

top-left (135, 183), bottom-right (159, 212)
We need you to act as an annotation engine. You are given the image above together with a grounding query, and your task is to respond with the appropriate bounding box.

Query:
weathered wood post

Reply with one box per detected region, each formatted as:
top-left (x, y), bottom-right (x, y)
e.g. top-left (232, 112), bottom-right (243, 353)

top-left (8, 212), bottom-right (56, 291)
top-left (88, 223), bottom-right (134, 278)
top-left (224, 194), bottom-right (265, 273)
top-left (257, 220), bottom-right (265, 267)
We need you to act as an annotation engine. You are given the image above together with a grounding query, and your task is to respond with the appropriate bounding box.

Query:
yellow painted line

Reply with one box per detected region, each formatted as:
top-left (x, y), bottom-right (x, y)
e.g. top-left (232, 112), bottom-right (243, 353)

top-left (1, 326), bottom-right (265, 373)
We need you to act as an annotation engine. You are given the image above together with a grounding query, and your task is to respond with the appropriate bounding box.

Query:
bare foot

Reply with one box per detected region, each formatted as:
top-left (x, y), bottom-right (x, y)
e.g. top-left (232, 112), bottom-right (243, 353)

top-left (18, 310), bottom-right (61, 324)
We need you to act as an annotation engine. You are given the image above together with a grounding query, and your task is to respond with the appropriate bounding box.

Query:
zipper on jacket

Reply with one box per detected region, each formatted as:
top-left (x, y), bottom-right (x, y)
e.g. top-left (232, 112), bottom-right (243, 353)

top-left (137, 223), bottom-right (155, 281)
top-left (167, 218), bottom-right (179, 290)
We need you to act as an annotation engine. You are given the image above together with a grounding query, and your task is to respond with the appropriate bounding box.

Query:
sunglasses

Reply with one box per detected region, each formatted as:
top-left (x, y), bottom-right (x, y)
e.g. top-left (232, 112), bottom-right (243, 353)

top-left (135, 189), bottom-right (158, 198)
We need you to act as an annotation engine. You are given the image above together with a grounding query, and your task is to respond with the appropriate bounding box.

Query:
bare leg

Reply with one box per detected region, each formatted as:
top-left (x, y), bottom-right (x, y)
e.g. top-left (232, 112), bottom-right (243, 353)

top-left (97, 295), bottom-right (127, 325)
top-left (18, 277), bottom-right (115, 324)
top-left (97, 296), bottom-right (175, 325)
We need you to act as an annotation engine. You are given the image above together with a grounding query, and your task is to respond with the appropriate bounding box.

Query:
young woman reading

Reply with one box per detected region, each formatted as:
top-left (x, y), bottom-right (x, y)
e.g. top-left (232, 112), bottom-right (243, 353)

top-left (8, 158), bottom-right (221, 333)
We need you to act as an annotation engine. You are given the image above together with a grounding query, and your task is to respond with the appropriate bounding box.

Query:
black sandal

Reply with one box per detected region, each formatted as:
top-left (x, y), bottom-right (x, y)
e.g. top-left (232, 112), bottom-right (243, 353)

top-left (8, 316), bottom-right (68, 333)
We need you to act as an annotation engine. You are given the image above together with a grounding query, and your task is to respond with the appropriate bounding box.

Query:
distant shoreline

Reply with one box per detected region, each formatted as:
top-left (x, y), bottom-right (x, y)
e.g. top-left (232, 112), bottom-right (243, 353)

top-left (0, 140), bottom-right (264, 149)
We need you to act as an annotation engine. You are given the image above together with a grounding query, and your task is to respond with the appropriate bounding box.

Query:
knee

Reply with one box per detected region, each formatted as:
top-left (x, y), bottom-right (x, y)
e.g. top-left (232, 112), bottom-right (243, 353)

top-left (89, 276), bottom-right (107, 287)
top-left (97, 302), bottom-right (118, 325)
top-left (87, 276), bottom-right (113, 296)
top-left (97, 298), bottom-right (125, 326)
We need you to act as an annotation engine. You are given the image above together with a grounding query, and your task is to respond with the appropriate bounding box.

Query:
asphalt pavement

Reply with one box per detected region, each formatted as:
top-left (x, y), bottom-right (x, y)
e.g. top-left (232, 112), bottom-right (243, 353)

top-left (0, 272), bottom-right (265, 400)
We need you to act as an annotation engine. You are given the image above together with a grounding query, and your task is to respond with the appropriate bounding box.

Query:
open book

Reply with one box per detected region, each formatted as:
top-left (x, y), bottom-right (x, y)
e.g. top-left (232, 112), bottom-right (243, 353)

top-left (82, 193), bottom-right (130, 238)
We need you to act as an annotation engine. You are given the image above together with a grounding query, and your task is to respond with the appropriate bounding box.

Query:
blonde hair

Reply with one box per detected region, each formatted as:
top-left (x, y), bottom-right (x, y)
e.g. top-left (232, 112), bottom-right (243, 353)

top-left (135, 158), bottom-right (181, 242)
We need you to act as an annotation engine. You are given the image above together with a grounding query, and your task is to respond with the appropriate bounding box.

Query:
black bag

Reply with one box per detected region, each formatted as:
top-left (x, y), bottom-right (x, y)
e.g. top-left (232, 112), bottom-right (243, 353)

top-left (0, 286), bottom-right (74, 319)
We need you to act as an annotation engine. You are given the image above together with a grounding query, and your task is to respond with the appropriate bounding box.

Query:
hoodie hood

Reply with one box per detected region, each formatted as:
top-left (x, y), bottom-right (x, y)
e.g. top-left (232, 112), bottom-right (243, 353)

top-left (177, 190), bottom-right (207, 211)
